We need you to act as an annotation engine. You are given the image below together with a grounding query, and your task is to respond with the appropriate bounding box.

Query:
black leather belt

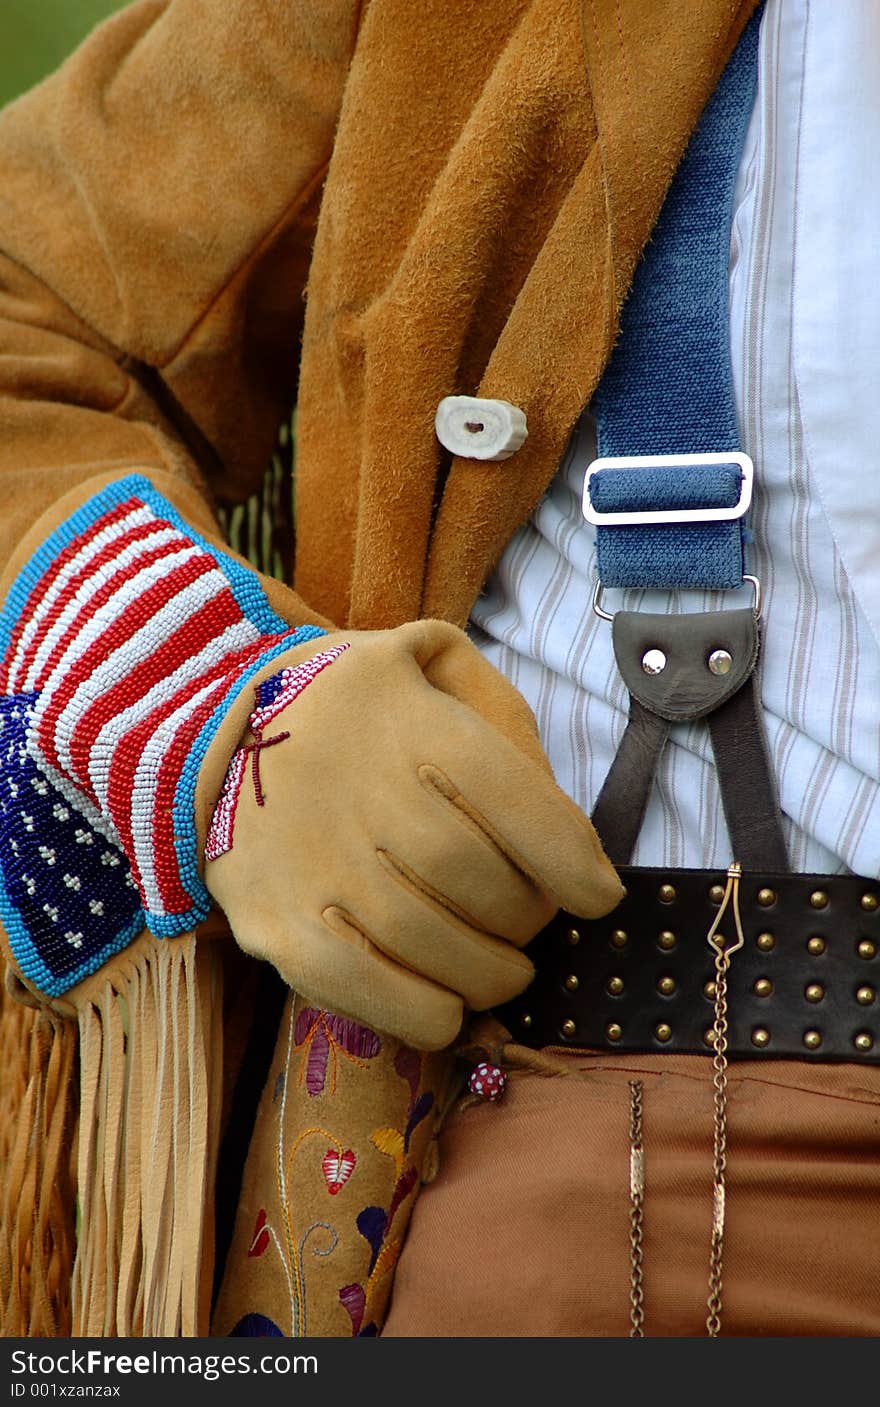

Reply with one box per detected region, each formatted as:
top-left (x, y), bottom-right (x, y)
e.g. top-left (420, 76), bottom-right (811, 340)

top-left (495, 866), bottom-right (880, 1063)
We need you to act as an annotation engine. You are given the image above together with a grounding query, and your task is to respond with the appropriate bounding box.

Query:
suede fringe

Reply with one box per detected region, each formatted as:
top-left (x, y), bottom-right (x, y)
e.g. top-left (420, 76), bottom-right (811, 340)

top-left (71, 936), bottom-right (223, 1337)
top-left (0, 970), bottom-right (78, 1337)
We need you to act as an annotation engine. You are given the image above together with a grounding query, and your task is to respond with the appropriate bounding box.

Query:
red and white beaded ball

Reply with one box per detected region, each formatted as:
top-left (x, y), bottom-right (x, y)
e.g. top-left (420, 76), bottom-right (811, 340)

top-left (468, 1061), bottom-right (507, 1102)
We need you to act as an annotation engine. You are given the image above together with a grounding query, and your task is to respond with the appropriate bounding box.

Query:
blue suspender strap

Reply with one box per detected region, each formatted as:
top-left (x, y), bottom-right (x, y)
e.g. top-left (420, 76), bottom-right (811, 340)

top-left (582, 5), bottom-right (788, 872)
top-left (585, 7), bottom-right (762, 592)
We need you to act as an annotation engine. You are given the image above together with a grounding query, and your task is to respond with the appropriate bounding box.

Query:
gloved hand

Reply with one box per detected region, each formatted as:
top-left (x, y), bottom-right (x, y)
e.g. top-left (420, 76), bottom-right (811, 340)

top-left (201, 620), bottom-right (623, 1049)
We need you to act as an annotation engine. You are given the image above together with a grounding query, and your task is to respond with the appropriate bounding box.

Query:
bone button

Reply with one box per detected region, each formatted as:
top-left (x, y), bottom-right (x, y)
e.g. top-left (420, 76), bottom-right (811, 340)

top-left (434, 395), bottom-right (528, 460)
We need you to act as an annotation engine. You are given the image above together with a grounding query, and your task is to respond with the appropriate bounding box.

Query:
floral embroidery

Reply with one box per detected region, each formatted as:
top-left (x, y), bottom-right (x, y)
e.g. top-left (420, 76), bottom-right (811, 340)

top-left (247, 1208), bottom-right (270, 1258)
top-left (293, 1007), bottom-right (381, 1097)
top-left (337, 1048), bottom-right (437, 1336)
top-left (229, 1313), bottom-right (284, 1337)
top-left (321, 1148), bottom-right (357, 1195)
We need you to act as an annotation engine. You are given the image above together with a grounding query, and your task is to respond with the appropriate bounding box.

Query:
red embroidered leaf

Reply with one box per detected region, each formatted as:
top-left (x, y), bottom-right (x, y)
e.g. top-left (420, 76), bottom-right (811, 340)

top-left (388, 1166), bottom-right (418, 1223)
top-left (338, 1284), bottom-right (366, 1337)
top-left (305, 1026), bottom-right (330, 1097)
top-left (393, 1047), bottom-right (422, 1113)
top-left (325, 1013), bottom-right (381, 1059)
top-left (247, 1209), bottom-right (270, 1258)
top-left (322, 1148), bottom-right (356, 1195)
top-left (294, 1006), bottom-right (321, 1046)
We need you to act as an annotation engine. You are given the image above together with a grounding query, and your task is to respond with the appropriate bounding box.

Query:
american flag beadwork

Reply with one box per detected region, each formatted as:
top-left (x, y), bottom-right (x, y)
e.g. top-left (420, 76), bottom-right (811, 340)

top-left (0, 476), bottom-right (324, 995)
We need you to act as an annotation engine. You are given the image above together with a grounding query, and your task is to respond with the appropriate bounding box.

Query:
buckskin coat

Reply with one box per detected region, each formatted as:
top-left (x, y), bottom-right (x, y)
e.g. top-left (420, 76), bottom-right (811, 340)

top-left (0, 0), bottom-right (759, 1337)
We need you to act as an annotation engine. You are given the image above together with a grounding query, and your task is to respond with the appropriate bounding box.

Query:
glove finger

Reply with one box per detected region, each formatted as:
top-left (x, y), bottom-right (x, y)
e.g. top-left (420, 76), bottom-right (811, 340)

top-left (237, 906), bottom-right (466, 1051)
top-left (336, 860), bottom-right (535, 1011)
top-left (378, 774), bottom-right (557, 945)
top-left (417, 695), bottom-right (625, 919)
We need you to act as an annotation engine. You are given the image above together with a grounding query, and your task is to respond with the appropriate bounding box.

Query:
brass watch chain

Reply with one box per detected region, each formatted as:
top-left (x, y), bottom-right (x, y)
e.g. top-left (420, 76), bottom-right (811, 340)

top-left (628, 862), bottom-right (744, 1337)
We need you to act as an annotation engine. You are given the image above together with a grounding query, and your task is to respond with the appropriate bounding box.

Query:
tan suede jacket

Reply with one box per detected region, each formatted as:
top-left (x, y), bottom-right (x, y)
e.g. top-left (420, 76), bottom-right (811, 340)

top-left (0, 0), bottom-right (759, 1337)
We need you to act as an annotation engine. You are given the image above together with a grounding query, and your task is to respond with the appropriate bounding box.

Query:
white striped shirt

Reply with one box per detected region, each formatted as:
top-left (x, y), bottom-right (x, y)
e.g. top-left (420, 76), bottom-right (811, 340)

top-left (471, 0), bottom-right (880, 878)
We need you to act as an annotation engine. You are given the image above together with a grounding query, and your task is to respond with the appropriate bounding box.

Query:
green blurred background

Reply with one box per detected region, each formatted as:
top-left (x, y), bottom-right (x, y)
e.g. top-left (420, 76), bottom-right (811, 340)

top-left (0, 0), bottom-right (129, 107)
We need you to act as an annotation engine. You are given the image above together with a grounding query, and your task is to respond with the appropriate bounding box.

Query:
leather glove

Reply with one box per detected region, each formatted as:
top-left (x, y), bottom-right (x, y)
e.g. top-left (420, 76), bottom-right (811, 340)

top-left (201, 620), bottom-right (623, 1049)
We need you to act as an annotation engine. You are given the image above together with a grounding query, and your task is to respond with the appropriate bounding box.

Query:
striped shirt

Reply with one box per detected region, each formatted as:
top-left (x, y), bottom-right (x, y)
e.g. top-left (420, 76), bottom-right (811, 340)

top-left (471, 0), bottom-right (880, 878)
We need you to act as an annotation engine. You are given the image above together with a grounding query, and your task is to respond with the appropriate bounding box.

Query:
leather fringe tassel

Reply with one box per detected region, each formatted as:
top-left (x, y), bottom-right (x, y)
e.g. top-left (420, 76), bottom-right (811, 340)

top-left (0, 966), bottom-right (78, 1337)
top-left (71, 934), bottom-right (223, 1337)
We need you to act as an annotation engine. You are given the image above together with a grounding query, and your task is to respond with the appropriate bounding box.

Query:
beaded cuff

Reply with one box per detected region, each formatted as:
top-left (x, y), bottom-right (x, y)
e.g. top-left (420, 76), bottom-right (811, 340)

top-left (0, 475), bottom-right (324, 996)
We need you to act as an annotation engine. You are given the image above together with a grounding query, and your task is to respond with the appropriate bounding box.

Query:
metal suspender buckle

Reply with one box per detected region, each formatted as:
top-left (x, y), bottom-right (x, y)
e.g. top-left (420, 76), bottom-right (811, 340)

top-left (582, 451), bottom-right (754, 526)
top-left (590, 574), bottom-right (762, 622)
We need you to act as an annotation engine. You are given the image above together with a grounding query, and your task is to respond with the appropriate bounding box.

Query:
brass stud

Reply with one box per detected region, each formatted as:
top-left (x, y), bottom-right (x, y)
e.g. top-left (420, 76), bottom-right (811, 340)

top-left (751, 1027), bottom-right (770, 1048)
top-left (803, 1029), bottom-right (822, 1050)
top-left (657, 975), bottom-right (676, 996)
top-left (810, 890), bottom-right (830, 910)
top-left (757, 932), bottom-right (776, 952)
top-left (757, 888), bottom-right (776, 907)
top-left (854, 1032), bottom-right (875, 1053)
top-left (657, 930), bottom-right (677, 951)
top-left (606, 1022), bottom-right (623, 1042)
top-left (658, 883), bottom-right (677, 905)
top-left (703, 1028), bottom-right (717, 1047)
top-left (561, 1019), bottom-right (577, 1039)
top-left (856, 985), bottom-right (876, 1006)
top-left (606, 975), bottom-right (624, 996)
top-left (655, 1022), bottom-right (672, 1043)
top-left (565, 926), bottom-right (581, 946)
top-left (703, 980), bottom-right (717, 1000)
top-left (610, 929), bottom-right (628, 949)
top-left (807, 936), bottom-right (826, 956)
top-left (861, 893), bottom-right (880, 913)
top-left (521, 1013), bottom-right (532, 1028)
top-left (805, 983), bottom-right (824, 1003)
top-left (754, 978), bottom-right (773, 997)
top-left (858, 939), bottom-right (877, 960)
top-left (564, 974), bottom-right (579, 993)
top-left (708, 883), bottom-right (726, 905)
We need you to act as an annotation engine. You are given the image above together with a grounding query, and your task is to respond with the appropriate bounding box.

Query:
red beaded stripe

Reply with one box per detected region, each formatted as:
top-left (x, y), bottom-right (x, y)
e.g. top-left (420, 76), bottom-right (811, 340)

top-left (0, 498), bottom-right (140, 692)
top-left (29, 527), bottom-right (189, 693)
top-left (34, 553), bottom-right (218, 779)
top-left (66, 589), bottom-right (244, 804)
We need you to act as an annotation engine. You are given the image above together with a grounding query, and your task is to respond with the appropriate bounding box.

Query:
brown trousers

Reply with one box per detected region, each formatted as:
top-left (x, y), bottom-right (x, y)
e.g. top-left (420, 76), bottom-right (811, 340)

top-left (382, 1047), bottom-right (880, 1337)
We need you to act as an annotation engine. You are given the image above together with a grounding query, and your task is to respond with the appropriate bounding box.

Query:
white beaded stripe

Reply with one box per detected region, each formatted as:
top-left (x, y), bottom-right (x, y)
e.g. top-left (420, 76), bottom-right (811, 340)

top-left (36, 555), bottom-right (224, 781)
top-left (87, 618), bottom-right (260, 812)
top-left (7, 506), bottom-right (154, 687)
top-left (23, 525), bottom-right (183, 691)
top-left (130, 676), bottom-right (229, 912)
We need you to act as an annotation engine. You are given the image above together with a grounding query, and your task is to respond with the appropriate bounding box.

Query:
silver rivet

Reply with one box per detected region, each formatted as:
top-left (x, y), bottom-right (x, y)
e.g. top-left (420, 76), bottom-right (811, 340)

top-left (641, 648), bottom-right (667, 675)
top-left (708, 648), bottom-right (733, 676)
